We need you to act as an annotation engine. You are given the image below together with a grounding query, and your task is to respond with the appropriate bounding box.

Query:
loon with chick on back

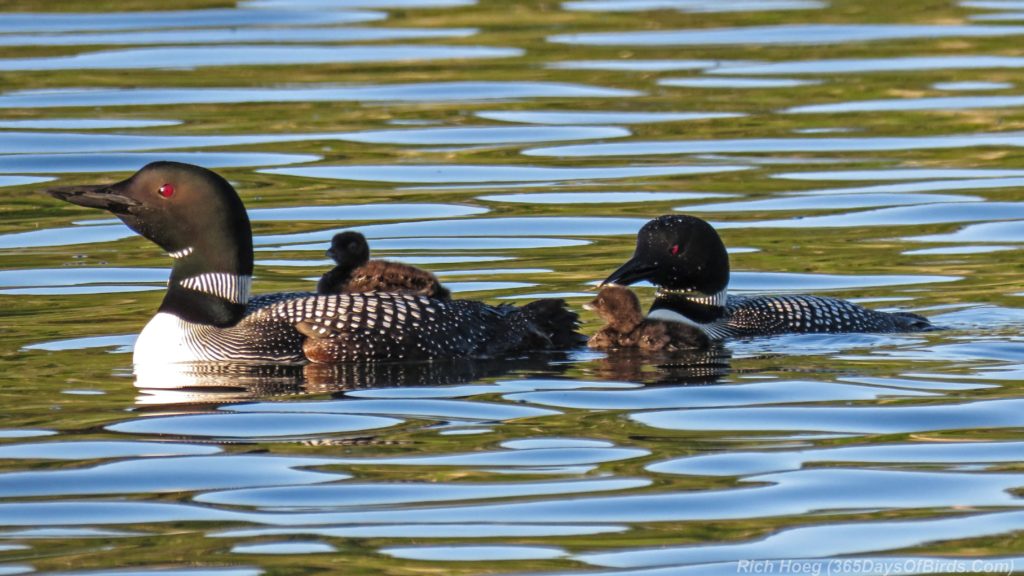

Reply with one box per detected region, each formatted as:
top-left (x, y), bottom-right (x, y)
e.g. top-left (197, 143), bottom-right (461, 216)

top-left (46, 162), bottom-right (581, 365)
top-left (602, 215), bottom-right (932, 340)
top-left (317, 230), bottom-right (450, 299)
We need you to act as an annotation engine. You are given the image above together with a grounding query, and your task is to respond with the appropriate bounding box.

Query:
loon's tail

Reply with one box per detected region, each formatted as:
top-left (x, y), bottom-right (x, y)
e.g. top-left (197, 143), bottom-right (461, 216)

top-left (892, 311), bottom-right (934, 332)
top-left (519, 298), bottom-right (586, 349)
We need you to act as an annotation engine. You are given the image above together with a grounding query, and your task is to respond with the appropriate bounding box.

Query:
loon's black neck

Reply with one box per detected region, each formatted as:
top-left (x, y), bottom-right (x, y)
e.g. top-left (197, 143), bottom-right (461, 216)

top-left (159, 235), bottom-right (254, 328)
top-left (649, 289), bottom-right (729, 324)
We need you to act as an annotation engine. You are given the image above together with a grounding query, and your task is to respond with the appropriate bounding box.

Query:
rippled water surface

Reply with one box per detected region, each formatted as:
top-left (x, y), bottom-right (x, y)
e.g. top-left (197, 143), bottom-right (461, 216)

top-left (2, 0), bottom-right (1024, 574)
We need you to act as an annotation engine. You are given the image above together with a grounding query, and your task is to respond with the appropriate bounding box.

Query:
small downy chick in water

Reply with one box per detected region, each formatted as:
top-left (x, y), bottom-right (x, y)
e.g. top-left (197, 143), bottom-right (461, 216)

top-left (318, 231), bottom-right (451, 299)
top-left (585, 285), bottom-right (709, 351)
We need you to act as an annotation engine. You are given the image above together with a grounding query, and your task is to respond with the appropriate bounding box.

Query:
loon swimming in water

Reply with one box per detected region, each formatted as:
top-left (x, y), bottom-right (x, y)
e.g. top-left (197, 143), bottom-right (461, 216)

top-left (46, 162), bottom-right (581, 365)
top-left (602, 215), bottom-right (932, 340)
top-left (585, 285), bottom-right (709, 351)
top-left (318, 231), bottom-right (450, 299)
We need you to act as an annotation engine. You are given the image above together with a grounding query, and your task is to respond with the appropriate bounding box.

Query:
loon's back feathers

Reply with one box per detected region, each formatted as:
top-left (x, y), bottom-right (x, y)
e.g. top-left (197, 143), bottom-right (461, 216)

top-left (318, 231), bottom-right (450, 299)
top-left (293, 293), bottom-right (580, 363)
top-left (707, 294), bottom-right (930, 339)
top-left (518, 298), bottom-right (588, 350)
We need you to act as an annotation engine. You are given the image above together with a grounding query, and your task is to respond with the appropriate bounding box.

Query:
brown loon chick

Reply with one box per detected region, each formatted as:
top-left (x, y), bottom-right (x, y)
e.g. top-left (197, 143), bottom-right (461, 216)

top-left (584, 285), bottom-right (709, 351)
top-left (318, 231), bottom-right (450, 299)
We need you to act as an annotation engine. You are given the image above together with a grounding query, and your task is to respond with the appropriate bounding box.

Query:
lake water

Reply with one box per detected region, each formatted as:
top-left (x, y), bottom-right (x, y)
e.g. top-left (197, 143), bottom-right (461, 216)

top-left (1, 0), bottom-right (1023, 574)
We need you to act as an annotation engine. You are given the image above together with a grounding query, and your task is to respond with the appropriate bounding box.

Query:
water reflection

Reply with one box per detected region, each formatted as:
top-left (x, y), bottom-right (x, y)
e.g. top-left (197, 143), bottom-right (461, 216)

top-left (563, 0), bottom-right (826, 13)
top-left (548, 59), bottom-right (739, 71)
top-left (634, 397), bottom-right (1024, 433)
top-left (712, 54), bottom-right (1024, 75)
top-left (526, 131), bottom-right (1024, 157)
top-left (578, 512), bottom-right (1024, 568)
top-left (0, 82), bottom-right (640, 109)
top-left (0, 45), bottom-right (522, 71)
top-left (774, 168), bottom-right (1024, 180)
top-left (789, 94), bottom-right (1024, 113)
top-left (549, 24), bottom-right (1024, 46)
top-left (130, 355), bottom-right (577, 406)
top-left (660, 77), bottom-right (820, 88)
top-left (0, 27), bottom-right (476, 47)
top-left (0, 125), bottom-right (624, 153)
top-left (218, 523), bottom-right (626, 539)
top-left (4, 0), bottom-right (1024, 573)
top-left (477, 110), bottom-right (744, 124)
top-left (0, 151), bottom-right (319, 173)
top-left (0, 8), bottom-right (383, 33)
top-left (263, 163), bottom-right (744, 183)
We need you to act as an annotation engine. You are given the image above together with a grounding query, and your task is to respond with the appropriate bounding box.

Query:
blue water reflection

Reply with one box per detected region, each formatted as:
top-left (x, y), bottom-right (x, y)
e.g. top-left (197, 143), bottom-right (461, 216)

top-left (2, 0), bottom-right (1024, 574)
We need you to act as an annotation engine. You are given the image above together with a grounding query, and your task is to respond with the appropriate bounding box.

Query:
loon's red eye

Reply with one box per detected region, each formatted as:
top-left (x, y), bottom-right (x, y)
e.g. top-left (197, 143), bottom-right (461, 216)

top-left (670, 244), bottom-right (680, 255)
top-left (158, 183), bottom-right (175, 198)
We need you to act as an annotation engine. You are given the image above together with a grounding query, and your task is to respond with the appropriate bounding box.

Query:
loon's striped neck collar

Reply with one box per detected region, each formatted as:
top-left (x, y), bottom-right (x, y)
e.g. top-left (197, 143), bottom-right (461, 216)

top-left (649, 287), bottom-right (728, 325)
top-left (161, 235), bottom-right (254, 326)
top-left (178, 273), bottom-right (252, 305)
top-left (655, 287), bottom-right (728, 308)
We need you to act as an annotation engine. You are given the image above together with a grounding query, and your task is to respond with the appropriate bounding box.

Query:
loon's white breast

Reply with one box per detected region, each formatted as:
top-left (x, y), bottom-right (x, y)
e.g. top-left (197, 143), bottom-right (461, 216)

top-left (133, 312), bottom-right (209, 364)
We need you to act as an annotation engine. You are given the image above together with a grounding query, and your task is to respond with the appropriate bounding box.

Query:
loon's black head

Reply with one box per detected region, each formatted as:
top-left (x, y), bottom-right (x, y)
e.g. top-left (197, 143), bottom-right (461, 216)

top-left (47, 161), bottom-right (253, 275)
top-left (602, 215), bottom-right (729, 295)
top-left (327, 231), bottom-right (370, 267)
top-left (47, 162), bottom-right (255, 326)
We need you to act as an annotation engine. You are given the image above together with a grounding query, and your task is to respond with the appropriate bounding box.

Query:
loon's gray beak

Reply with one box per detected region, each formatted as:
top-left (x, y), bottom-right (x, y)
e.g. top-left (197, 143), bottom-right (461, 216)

top-left (601, 256), bottom-right (656, 287)
top-left (46, 182), bottom-right (140, 216)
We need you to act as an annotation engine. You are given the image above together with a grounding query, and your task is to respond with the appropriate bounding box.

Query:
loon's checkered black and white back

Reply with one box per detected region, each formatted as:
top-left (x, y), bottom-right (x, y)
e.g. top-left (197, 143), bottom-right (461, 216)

top-left (702, 294), bottom-right (931, 339)
top-left (180, 291), bottom-right (579, 364)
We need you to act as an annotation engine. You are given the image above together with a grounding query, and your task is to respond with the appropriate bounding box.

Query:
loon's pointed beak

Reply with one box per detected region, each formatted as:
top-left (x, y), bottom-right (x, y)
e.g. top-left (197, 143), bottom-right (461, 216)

top-left (46, 182), bottom-right (140, 216)
top-left (601, 256), bottom-right (656, 287)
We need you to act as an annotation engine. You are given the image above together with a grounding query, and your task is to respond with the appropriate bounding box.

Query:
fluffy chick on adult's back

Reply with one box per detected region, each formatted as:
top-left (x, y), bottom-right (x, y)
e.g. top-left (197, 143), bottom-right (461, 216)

top-left (317, 231), bottom-right (450, 299)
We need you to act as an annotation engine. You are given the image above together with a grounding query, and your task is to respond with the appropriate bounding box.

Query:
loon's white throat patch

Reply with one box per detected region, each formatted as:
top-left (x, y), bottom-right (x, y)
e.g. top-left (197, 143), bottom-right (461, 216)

top-left (179, 273), bottom-right (251, 304)
top-left (655, 287), bottom-right (728, 308)
top-left (168, 246), bottom-right (194, 259)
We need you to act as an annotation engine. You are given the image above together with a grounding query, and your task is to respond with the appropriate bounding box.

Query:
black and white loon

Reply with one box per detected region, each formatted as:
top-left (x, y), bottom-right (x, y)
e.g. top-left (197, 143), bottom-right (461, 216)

top-left (602, 215), bottom-right (932, 340)
top-left (46, 162), bottom-right (581, 365)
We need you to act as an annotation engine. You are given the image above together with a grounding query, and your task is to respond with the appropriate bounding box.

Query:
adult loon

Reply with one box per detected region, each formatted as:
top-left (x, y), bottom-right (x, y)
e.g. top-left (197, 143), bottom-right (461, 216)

top-left (318, 230), bottom-right (450, 299)
top-left (46, 162), bottom-right (581, 364)
top-left (584, 285), bottom-right (709, 351)
top-left (602, 215), bottom-right (932, 340)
